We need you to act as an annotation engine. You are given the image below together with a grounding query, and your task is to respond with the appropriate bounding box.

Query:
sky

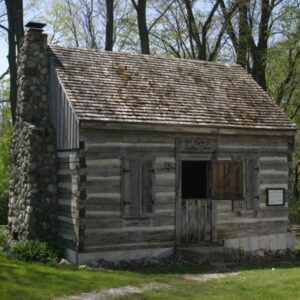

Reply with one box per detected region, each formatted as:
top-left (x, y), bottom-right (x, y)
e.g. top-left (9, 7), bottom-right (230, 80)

top-left (0, 40), bottom-right (7, 75)
top-left (0, 0), bottom-right (211, 76)
top-left (0, 0), bottom-right (48, 76)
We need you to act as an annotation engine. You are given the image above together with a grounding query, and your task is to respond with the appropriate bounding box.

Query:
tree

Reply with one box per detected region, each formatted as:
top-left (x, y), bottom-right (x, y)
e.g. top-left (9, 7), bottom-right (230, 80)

top-left (105, 0), bottom-right (114, 50)
top-left (220, 0), bottom-right (286, 90)
top-left (131, 0), bottom-right (150, 54)
top-left (3, 0), bottom-right (24, 123)
top-left (182, 0), bottom-right (220, 60)
top-left (0, 79), bottom-right (11, 225)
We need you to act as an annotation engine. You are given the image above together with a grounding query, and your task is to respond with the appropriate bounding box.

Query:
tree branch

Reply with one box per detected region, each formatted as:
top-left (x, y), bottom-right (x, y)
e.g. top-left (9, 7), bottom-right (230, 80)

top-left (130, 0), bottom-right (138, 10)
top-left (0, 68), bottom-right (9, 81)
top-left (0, 23), bottom-right (8, 31)
top-left (148, 0), bottom-right (175, 33)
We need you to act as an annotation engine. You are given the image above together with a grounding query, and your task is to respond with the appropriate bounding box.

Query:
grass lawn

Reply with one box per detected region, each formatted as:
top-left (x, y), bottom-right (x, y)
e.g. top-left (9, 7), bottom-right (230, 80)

top-left (1, 252), bottom-right (300, 300)
top-left (0, 229), bottom-right (300, 300)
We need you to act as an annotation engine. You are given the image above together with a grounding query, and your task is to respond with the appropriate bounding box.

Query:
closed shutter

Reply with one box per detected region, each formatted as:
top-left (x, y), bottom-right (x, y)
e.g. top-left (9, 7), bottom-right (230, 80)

top-left (246, 158), bottom-right (259, 209)
top-left (121, 158), bottom-right (154, 216)
top-left (211, 161), bottom-right (243, 200)
top-left (141, 160), bottom-right (154, 214)
top-left (121, 158), bottom-right (140, 216)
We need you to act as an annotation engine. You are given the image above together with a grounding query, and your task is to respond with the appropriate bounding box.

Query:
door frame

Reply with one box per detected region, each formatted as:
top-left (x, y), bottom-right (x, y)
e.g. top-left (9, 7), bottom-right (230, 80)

top-left (175, 156), bottom-right (217, 245)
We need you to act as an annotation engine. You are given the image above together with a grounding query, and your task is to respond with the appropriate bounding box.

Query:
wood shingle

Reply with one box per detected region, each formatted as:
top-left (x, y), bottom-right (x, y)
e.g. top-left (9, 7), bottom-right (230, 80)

top-left (49, 46), bottom-right (296, 130)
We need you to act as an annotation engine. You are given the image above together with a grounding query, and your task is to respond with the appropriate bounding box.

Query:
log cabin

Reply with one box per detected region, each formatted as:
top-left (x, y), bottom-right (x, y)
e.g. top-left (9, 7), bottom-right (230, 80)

top-left (8, 23), bottom-right (297, 264)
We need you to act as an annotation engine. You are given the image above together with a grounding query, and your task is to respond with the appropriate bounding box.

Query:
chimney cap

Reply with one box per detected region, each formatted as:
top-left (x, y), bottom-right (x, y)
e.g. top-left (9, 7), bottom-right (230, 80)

top-left (25, 21), bottom-right (46, 31)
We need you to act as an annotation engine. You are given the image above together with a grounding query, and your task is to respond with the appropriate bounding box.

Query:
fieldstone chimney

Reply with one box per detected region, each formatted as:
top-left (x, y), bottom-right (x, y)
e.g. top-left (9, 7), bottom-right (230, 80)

top-left (8, 22), bottom-right (58, 244)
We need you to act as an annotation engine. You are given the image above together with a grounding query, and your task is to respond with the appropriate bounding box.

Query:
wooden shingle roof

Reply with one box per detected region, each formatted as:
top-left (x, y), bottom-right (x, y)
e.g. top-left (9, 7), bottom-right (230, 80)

top-left (49, 46), bottom-right (296, 130)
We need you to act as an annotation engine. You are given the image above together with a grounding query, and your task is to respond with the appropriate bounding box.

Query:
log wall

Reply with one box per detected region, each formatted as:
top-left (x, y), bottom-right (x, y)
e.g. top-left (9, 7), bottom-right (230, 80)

top-left (79, 130), bottom-right (176, 253)
top-left (58, 128), bottom-right (294, 259)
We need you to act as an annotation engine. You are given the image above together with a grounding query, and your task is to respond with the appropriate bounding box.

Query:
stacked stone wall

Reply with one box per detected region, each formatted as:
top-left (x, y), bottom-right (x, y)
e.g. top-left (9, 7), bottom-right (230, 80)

top-left (8, 29), bottom-right (58, 243)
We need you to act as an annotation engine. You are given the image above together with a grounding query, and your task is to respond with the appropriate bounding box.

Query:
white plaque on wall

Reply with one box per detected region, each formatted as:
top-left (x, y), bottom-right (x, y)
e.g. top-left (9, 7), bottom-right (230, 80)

top-left (266, 188), bottom-right (285, 206)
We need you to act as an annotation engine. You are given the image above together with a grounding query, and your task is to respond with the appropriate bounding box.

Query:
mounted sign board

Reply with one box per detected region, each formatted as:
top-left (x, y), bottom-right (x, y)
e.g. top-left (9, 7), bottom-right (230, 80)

top-left (266, 188), bottom-right (285, 206)
top-left (176, 137), bottom-right (217, 152)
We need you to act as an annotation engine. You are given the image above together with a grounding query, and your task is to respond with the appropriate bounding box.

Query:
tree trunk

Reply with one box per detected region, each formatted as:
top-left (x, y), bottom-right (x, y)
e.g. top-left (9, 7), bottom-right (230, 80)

top-left (236, 0), bottom-right (248, 68)
top-left (105, 0), bottom-right (114, 51)
top-left (132, 0), bottom-right (150, 54)
top-left (5, 0), bottom-right (24, 124)
top-left (183, 0), bottom-right (202, 59)
top-left (15, 0), bottom-right (24, 53)
top-left (250, 0), bottom-right (271, 91)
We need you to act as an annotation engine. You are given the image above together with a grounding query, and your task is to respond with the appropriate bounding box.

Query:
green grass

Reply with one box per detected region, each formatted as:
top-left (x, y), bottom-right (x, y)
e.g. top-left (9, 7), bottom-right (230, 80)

top-left (115, 263), bottom-right (300, 300)
top-left (1, 252), bottom-right (300, 300)
top-left (0, 230), bottom-right (300, 300)
top-left (0, 251), bottom-right (159, 300)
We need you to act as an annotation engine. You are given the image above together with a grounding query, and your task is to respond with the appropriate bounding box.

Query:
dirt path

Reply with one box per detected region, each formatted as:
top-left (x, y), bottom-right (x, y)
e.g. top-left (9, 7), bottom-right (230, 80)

top-left (184, 272), bottom-right (240, 282)
top-left (54, 283), bottom-right (167, 300)
top-left (55, 271), bottom-right (240, 299)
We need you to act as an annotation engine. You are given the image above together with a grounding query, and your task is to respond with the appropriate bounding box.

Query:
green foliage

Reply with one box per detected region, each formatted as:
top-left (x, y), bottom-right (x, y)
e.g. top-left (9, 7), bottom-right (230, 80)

top-left (292, 200), bottom-right (300, 223)
top-left (0, 80), bottom-right (11, 225)
top-left (0, 226), bottom-right (8, 248)
top-left (11, 240), bottom-right (63, 264)
top-left (266, 5), bottom-right (300, 120)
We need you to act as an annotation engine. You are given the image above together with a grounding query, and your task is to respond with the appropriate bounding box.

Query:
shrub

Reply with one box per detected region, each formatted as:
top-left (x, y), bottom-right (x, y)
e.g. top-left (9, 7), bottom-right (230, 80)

top-left (0, 226), bottom-right (8, 248)
top-left (292, 200), bottom-right (300, 223)
top-left (0, 105), bottom-right (11, 225)
top-left (11, 240), bottom-right (63, 264)
top-left (0, 184), bottom-right (8, 225)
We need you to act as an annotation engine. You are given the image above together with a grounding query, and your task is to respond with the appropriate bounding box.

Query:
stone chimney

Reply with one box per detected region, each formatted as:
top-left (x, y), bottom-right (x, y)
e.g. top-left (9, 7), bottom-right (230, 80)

top-left (8, 22), bottom-right (58, 244)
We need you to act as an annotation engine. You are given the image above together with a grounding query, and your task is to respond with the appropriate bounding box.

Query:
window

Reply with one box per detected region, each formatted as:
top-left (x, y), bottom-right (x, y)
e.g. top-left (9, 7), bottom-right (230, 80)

top-left (181, 160), bottom-right (243, 200)
top-left (121, 158), bottom-right (154, 217)
top-left (181, 161), bottom-right (208, 199)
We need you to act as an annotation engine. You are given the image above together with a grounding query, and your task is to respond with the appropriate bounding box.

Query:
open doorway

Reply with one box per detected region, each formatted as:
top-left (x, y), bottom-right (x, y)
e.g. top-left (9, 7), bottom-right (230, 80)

top-left (181, 161), bottom-right (208, 199)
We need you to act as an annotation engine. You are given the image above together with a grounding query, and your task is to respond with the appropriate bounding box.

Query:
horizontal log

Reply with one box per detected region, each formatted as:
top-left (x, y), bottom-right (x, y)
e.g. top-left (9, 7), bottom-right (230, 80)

top-left (155, 209), bottom-right (175, 217)
top-left (85, 211), bottom-right (121, 219)
top-left (259, 156), bottom-right (287, 162)
top-left (155, 173), bottom-right (175, 186)
top-left (83, 241), bottom-right (175, 253)
top-left (85, 184), bottom-right (120, 194)
top-left (84, 228), bottom-right (175, 245)
top-left (86, 167), bottom-right (121, 177)
top-left (256, 207), bottom-right (289, 219)
top-left (83, 218), bottom-right (123, 229)
top-left (85, 204), bottom-right (121, 212)
top-left (86, 196), bottom-right (121, 205)
top-left (152, 215), bottom-right (175, 226)
top-left (85, 158), bottom-right (121, 168)
top-left (260, 183), bottom-right (288, 190)
top-left (155, 203), bottom-right (175, 210)
top-left (259, 173), bottom-right (289, 181)
top-left (217, 220), bottom-right (290, 239)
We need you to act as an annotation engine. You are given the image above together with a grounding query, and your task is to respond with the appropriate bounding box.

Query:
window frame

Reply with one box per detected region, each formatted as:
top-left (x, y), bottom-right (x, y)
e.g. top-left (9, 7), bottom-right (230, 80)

top-left (180, 159), bottom-right (244, 201)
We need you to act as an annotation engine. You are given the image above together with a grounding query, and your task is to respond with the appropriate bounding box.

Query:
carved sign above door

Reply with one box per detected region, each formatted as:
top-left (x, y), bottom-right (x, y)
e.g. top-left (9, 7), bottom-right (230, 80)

top-left (176, 137), bottom-right (217, 152)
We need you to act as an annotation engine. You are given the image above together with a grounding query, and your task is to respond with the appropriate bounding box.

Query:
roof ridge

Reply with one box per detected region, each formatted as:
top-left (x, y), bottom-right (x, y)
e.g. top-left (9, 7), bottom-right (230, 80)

top-left (49, 45), bottom-right (239, 68)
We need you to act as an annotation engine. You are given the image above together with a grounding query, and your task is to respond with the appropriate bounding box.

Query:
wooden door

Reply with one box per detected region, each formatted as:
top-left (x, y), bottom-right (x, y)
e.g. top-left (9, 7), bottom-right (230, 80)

top-left (180, 199), bottom-right (212, 244)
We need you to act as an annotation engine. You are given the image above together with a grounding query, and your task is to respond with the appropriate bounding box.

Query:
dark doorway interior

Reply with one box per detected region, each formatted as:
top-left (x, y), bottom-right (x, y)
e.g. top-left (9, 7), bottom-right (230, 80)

top-left (181, 161), bottom-right (208, 199)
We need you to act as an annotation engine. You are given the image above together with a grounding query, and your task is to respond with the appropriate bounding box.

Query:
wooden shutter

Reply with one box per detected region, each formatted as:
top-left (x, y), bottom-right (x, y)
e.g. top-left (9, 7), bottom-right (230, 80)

top-left (211, 161), bottom-right (243, 200)
top-left (246, 158), bottom-right (259, 209)
top-left (121, 158), bottom-right (140, 216)
top-left (141, 160), bottom-right (154, 214)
